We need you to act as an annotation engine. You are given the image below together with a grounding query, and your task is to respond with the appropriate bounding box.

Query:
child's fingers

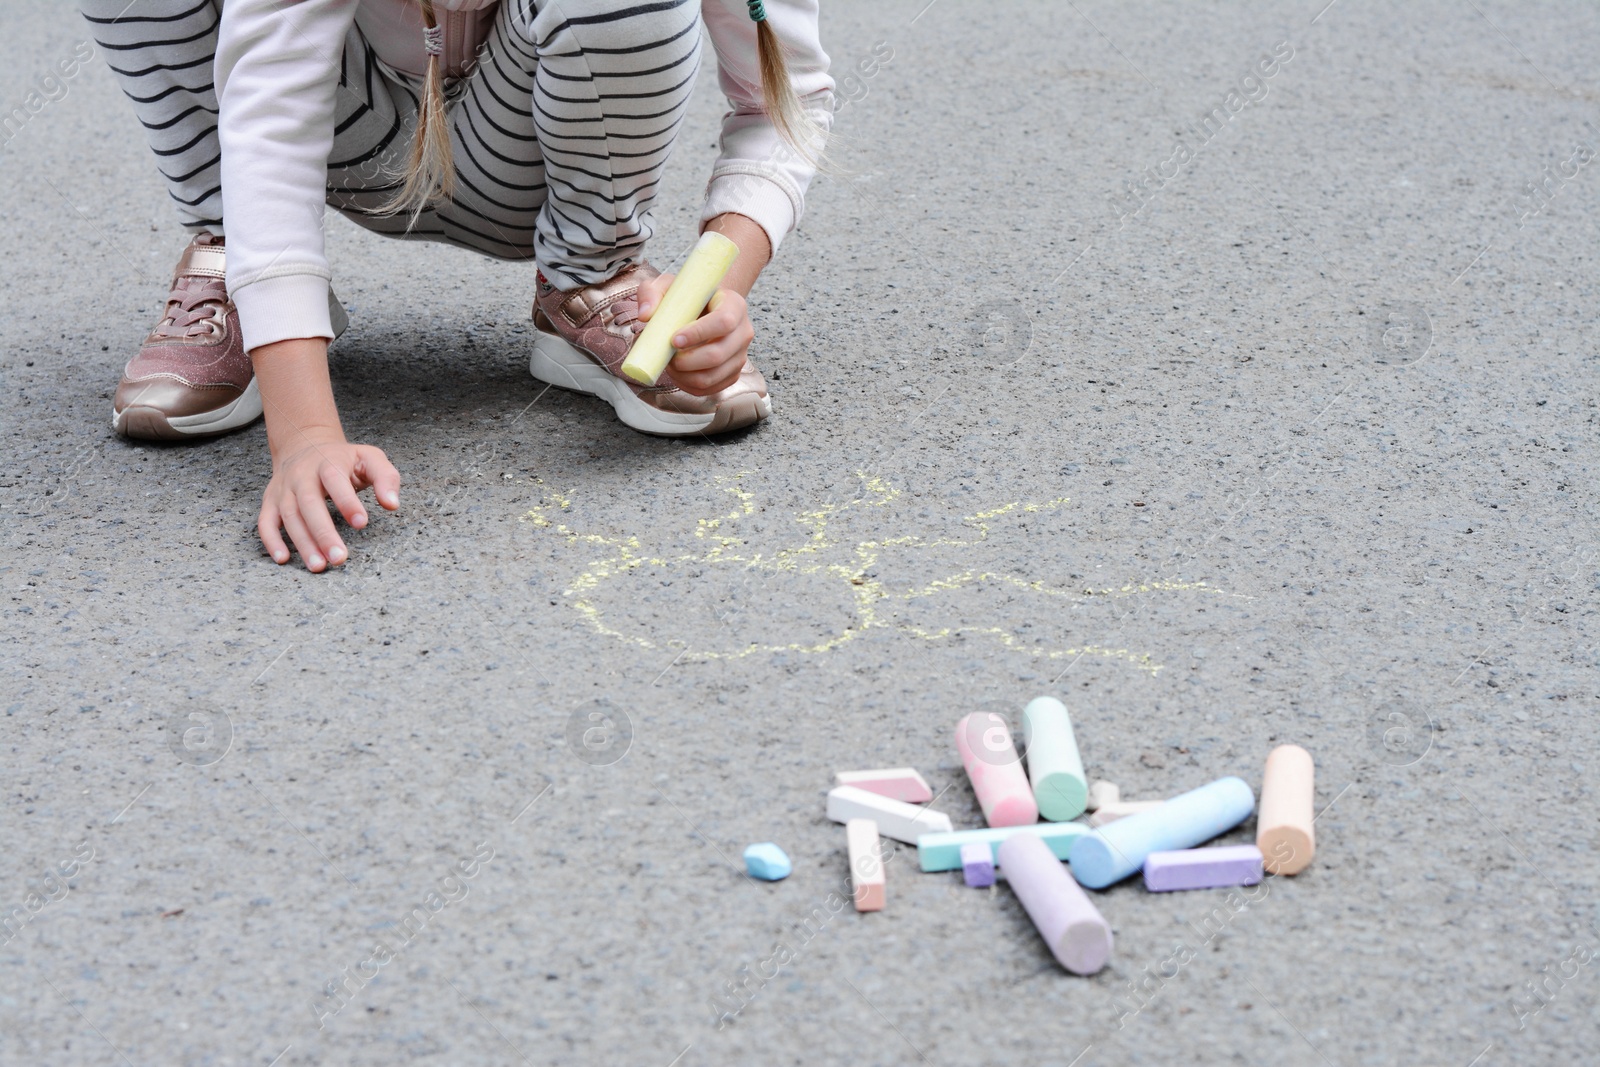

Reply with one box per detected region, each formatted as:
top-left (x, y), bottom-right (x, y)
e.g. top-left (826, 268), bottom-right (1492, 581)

top-left (321, 462), bottom-right (367, 529)
top-left (258, 504), bottom-right (292, 565)
top-left (635, 271), bottom-right (675, 321)
top-left (295, 487), bottom-right (347, 568)
top-left (670, 307), bottom-right (754, 395)
top-left (354, 447), bottom-right (402, 511)
top-left (670, 318), bottom-right (753, 373)
top-left (672, 360), bottom-right (746, 396)
top-left (279, 504), bottom-right (326, 572)
top-left (669, 289), bottom-right (744, 351)
top-left (671, 347), bottom-right (748, 396)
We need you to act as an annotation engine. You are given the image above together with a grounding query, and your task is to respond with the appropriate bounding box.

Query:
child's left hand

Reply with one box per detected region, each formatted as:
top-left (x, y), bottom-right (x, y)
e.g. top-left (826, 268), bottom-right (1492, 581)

top-left (636, 274), bottom-right (754, 396)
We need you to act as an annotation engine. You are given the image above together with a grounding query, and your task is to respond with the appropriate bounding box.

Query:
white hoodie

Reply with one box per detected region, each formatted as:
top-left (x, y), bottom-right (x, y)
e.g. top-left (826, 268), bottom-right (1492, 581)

top-left (215, 0), bottom-right (833, 352)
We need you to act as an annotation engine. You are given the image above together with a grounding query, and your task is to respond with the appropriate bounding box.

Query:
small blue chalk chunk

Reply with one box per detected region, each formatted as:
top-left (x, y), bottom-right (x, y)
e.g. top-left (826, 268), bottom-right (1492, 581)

top-left (743, 842), bottom-right (792, 881)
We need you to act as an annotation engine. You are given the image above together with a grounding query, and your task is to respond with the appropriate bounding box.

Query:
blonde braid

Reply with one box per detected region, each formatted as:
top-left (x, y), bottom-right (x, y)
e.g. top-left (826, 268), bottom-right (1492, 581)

top-left (748, 1), bottom-right (826, 162)
top-left (379, 0), bottom-right (457, 223)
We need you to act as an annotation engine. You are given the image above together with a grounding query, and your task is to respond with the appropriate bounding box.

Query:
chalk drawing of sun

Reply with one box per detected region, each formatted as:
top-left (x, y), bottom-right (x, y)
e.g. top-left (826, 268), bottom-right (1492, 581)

top-left (523, 472), bottom-right (1230, 673)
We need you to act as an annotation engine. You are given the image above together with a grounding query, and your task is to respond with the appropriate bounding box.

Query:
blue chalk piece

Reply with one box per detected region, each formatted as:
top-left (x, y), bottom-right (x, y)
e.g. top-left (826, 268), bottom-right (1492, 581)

top-left (961, 841), bottom-right (995, 887)
top-left (743, 842), bottom-right (792, 881)
top-left (1068, 777), bottom-right (1255, 889)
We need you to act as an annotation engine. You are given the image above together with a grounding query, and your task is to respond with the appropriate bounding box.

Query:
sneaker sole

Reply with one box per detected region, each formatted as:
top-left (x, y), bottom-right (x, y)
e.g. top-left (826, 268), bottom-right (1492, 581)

top-left (114, 377), bottom-right (264, 441)
top-left (110, 289), bottom-right (350, 441)
top-left (530, 328), bottom-right (770, 437)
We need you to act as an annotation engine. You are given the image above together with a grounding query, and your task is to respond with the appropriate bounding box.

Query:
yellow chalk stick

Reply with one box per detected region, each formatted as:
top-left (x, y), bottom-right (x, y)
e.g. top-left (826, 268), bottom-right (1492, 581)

top-left (620, 231), bottom-right (740, 386)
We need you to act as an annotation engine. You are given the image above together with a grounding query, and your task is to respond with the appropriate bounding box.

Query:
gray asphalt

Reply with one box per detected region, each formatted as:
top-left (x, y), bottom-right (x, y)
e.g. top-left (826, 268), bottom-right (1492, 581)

top-left (4, 1), bottom-right (1599, 1064)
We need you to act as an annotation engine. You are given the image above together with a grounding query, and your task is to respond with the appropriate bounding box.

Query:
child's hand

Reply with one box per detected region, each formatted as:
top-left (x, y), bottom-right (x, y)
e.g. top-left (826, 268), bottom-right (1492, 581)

top-left (636, 273), bottom-right (754, 396)
top-left (259, 438), bottom-right (400, 572)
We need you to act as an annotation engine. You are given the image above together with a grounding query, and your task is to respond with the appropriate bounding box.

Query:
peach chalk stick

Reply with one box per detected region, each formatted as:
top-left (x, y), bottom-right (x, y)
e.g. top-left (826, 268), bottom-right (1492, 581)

top-left (833, 768), bottom-right (933, 804)
top-left (1086, 781), bottom-right (1120, 813)
top-left (1088, 801), bottom-right (1164, 827)
top-left (846, 819), bottom-right (885, 912)
top-left (997, 833), bottom-right (1112, 975)
top-left (827, 785), bottom-right (953, 845)
top-left (1257, 744), bottom-right (1316, 875)
top-left (955, 713), bottom-right (1038, 827)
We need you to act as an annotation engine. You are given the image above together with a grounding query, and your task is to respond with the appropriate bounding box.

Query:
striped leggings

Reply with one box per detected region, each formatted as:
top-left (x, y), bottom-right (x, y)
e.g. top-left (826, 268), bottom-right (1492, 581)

top-left (78, 0), bottom-right (703, 288)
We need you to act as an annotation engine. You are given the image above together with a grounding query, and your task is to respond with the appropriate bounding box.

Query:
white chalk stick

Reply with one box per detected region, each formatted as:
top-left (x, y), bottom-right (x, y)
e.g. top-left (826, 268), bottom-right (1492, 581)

top-left (833, 768), bottom-right (933, 804)
top-left (1086, 780), bottom-right (1120, 813)
top-left (1088, 800), bottom-right (1164, 827)
top-left (827, 785), bottom-right (953, 845)
top-left (846, 819), bottom-right (885, 912)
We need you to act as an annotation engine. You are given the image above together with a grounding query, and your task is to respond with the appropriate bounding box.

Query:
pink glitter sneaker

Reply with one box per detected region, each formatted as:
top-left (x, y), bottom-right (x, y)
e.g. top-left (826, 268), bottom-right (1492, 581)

top-left (112, 234), bottom-right (348, 441)
top-left (530, 265), bottom-right (771, 437)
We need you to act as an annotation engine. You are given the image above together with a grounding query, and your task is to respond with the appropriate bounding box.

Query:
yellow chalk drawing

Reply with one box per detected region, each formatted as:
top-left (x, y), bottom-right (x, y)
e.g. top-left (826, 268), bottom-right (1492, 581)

top-left (523, 472), bottom-right (1229, 672)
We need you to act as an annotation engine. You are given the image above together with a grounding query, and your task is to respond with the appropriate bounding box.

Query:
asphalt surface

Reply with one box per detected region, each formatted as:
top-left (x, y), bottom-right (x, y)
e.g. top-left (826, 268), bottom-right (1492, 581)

top-left (4, 1), bottom-right (1599, 1064)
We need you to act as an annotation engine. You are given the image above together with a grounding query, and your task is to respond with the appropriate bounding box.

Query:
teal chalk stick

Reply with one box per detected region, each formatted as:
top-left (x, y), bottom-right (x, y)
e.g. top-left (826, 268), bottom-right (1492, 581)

top-left (1022, 696), bottom-right (1089, 821)
top-left (917, 822), bottom-right (1092, 872)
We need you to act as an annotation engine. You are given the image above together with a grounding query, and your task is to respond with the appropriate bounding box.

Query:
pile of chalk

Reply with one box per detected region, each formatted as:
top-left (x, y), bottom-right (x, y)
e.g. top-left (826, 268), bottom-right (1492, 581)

top-left (819, 697), bottom-right (1317, 975)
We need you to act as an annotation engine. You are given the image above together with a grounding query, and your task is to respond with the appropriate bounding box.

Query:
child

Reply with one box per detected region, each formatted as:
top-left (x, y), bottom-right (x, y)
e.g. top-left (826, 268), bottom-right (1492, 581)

top-left (98, 0), bottom-right (831, 570)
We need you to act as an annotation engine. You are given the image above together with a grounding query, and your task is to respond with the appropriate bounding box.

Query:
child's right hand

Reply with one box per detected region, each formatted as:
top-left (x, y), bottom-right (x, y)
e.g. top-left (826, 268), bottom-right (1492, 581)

top-left (259, 437), bottom-right (400, 572)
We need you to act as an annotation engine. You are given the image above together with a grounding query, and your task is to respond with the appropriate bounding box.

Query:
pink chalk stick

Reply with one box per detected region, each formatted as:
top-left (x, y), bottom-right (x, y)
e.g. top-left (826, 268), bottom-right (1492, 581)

top-left (955, 713), bottom-right (1039, 828)
top-left (961, 842), bottom-right (995, 887)
top-left (833, 768), bottom-right (934, 804)
top-left (996, 833), bottom-right (1112, 975)
top-left (1143, 845), bottom-right (1264, 892)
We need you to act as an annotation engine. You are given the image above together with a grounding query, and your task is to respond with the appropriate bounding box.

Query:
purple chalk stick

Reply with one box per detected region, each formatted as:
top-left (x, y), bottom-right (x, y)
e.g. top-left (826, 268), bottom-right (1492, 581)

top-left (996, 833), bottom-right (1112, 975)
top-left (961, 841), bottom-right (995, 887)
top-left (1143, 844), bottom-right (1264, 892)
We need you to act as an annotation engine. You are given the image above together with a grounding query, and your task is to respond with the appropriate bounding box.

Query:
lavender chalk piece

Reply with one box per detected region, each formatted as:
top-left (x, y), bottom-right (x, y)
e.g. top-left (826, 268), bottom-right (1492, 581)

top-left (997, 833), bottom-right (1112, 975)
top-left (961, 842), bottom-right (995, 888)
top-left (743, 843), bottom-right (792, 881)
top-left (1068, 776), bottom-right (1256, 889)
top-left (1143, 845), bottom-right (1264, 892)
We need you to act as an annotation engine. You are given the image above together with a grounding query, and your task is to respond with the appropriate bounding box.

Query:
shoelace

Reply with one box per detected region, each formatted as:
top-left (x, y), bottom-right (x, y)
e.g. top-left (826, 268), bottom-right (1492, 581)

top-left (611, 301), bottom-right (640, 329)
top-left (151, 275), bottom-right (226, 340)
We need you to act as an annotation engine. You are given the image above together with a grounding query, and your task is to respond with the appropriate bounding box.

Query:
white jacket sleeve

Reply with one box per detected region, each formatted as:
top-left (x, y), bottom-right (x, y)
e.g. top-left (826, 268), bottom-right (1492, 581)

top-left (216, 0), bottom-right (356, 353)
top-left (699, 0), bottom-right (833, 256)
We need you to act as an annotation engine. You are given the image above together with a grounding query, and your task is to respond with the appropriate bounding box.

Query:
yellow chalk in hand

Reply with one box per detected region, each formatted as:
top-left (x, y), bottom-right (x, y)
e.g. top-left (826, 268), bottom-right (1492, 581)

top-left (620, 231), bottom-right (740, 386)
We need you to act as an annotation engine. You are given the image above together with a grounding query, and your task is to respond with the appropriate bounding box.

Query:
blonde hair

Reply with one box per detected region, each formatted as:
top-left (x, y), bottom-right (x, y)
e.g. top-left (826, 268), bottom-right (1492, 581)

top-left (752, 8), bottom-right (827, 163)
top-left (383, 1), bottom-right (823, 221)
top-left (381, 0), bottom-right (456, 221)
